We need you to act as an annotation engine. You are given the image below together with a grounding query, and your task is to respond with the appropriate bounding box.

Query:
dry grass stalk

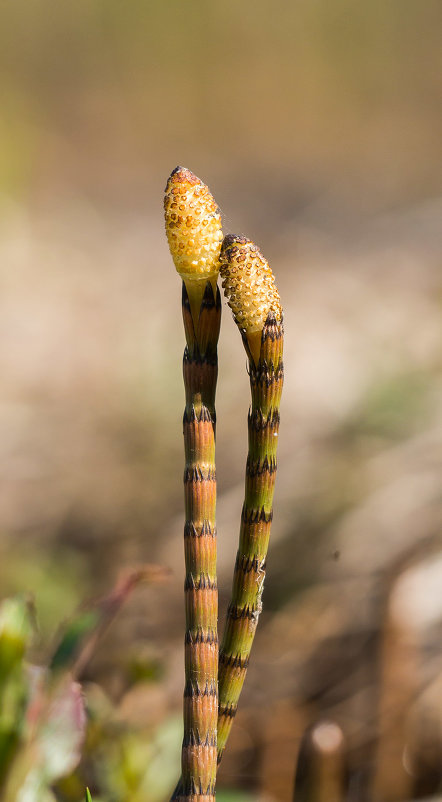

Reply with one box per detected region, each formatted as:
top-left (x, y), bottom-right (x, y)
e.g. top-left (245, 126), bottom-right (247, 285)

top-left (293, 721), bottom-right (346, 802)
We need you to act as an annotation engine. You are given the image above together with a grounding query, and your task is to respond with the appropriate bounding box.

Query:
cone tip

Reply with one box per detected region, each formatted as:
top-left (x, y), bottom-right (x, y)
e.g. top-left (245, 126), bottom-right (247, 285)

top-left (166, 166), bottom-right (201, 189)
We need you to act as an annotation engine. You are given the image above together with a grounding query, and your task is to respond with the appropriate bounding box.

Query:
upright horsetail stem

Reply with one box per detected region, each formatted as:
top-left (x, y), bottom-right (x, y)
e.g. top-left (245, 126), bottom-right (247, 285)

top-left (218, 235), bottom-right (283, 763)
top-left (165, 167), bottom-right (223, 802)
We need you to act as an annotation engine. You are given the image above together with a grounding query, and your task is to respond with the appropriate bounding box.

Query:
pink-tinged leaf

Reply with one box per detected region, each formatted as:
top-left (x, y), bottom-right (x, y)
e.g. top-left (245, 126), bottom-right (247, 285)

top-left (36, 679), bottom-right (86, 782)
top-left (25, 666), bottom-right (48, 733)
top-left (3, 679), bottom-right (86, 801)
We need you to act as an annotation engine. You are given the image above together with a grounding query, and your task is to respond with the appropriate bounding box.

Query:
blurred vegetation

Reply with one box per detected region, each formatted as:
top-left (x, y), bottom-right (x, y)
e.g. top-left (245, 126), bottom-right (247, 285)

top-left (0, 595), bottom-right (85, 802)
top-left (0, 589), bottom-right (257, 802)
top-left (0, 575), bottom-right (185, 802)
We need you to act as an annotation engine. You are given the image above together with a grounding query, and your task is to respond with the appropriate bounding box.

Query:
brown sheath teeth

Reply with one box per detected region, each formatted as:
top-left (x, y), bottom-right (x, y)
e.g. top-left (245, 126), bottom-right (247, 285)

top-left (261, 313), bottom-right (284, 341)
top-left (235, 554), bottom-right (265, 574)
top-left (185, 629), bottom-right (218, 645)
top-left (219, 653), bottom-right (250, 670)
top-left (200, 281), bottom-right (218, 311)
top-left (183, 466), bottom-right (216, 483)
top-left (227, 602), bottom-right (260, 621)
top-left (218, 703), bottom-right (238, 719)
top-left (183, 406), bottom-right (214, 424)
top-left (179, 779), bottom-right (216, 798)
top-left (182, 283), bottom-right (192, 311)
top-left (185, 574), bottom-right (218, 591)
top-left (242, 505), bottom-right (273, 524)
top-left (246, 455), bottom-right (277, 476)
top-left (183, 350), bottom-right (218, 368)
top-left (248, 408), bottom-right (280, 430)
top-left (183, 731), bottom-right (217, 748)
top-left (184, 522), bottom-right (216, 538)
top-left (250, 361), bottom-right (284, 384)
top-left (184, 680), bottom-right (218, 698)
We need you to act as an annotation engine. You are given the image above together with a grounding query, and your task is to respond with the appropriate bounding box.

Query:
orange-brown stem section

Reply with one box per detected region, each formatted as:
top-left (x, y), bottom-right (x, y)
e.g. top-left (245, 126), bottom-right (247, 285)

top-left (174, 281), bottom-right (220, 802)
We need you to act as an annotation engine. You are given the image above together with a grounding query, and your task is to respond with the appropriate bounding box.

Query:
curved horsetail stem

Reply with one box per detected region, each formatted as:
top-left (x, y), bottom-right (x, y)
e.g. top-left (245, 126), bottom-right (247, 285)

top-left (165, 167), bottom-right (222, 802)
top-left (218, 235), bottom-right (283, 763)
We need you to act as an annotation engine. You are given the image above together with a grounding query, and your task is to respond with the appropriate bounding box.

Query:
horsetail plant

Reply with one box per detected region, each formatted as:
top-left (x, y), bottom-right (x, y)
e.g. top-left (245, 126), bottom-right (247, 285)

top-left (164, 167), bottom-right (223, 802)
top-left (217, 235), bottom-right (283, 763)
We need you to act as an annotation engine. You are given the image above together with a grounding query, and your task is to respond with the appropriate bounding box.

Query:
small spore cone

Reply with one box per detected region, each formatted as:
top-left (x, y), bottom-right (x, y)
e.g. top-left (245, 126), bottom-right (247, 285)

top-left (220, 235), bottom-right (282, 365)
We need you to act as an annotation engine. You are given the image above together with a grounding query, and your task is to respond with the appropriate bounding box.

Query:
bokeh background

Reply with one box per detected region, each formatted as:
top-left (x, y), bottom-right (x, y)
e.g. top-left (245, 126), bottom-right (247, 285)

top-left (1, 1), bottom-right (442, 800)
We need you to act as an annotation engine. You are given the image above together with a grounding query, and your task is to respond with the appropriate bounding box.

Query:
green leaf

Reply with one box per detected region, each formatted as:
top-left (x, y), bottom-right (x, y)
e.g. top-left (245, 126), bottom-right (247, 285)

top-left (0, 597), bottom-right (32, 678)
top-left (0, 597), bottom-right (32, 785)
top-left (50, 610), bottom-right (99, 673)
top-left (85, 789), bottom-right (92, 802)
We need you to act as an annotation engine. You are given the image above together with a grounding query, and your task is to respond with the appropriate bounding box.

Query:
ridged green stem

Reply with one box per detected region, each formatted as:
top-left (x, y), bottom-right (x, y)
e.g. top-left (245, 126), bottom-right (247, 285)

top-left (217, 315), bottom-right (284, 763)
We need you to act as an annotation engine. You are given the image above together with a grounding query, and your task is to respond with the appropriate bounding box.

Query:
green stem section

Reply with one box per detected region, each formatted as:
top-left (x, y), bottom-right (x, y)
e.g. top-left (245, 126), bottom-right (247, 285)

top-left (217, 315), bottom-right (284, 763)
top-left (174, 281), bottom-right (221, 802)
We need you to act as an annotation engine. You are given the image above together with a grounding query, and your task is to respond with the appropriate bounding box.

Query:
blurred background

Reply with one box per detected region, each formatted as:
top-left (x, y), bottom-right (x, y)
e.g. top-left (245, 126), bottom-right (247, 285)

top-left (1, 1), bottom-right (441, 800)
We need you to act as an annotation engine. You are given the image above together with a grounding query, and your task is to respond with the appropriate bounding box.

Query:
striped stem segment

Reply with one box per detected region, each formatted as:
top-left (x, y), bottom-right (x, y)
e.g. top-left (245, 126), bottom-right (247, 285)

top-left (165, 167), bottom-right (222, 802)
top-left (218, 235), bottom-right (283, 763)
top-left (179, 282), bottom-right (221, 801)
